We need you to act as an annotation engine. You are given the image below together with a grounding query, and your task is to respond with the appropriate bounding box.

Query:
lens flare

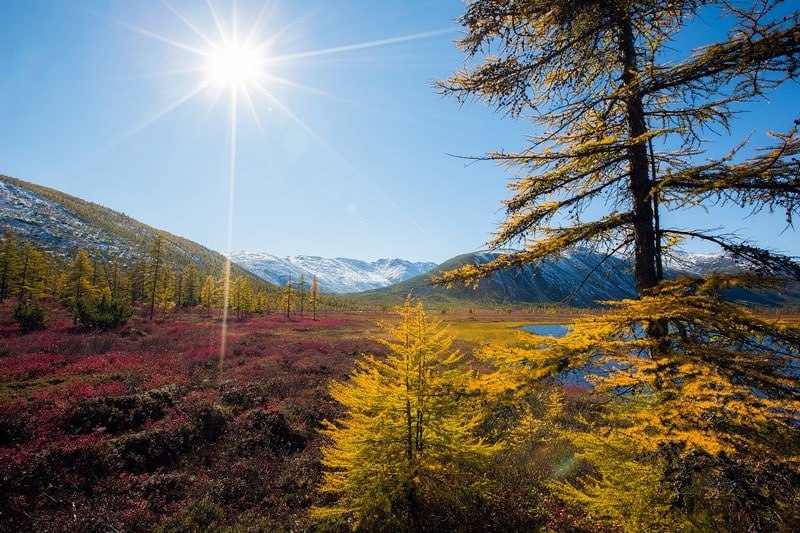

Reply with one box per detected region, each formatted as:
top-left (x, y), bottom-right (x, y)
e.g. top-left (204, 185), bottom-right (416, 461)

top-left (206, 43), bottom-right (262, 86)
top-left (102, 2), bottom-right (453, 372)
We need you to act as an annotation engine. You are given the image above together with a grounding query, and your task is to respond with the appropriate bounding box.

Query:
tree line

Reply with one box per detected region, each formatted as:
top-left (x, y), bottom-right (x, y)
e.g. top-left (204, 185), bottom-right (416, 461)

top-left (1, 229), bottom-right (332, 329)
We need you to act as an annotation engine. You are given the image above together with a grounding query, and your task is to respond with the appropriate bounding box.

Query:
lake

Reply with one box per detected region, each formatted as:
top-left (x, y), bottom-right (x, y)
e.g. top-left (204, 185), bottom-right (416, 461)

top-left (521, 324), bottom-right (569, 338)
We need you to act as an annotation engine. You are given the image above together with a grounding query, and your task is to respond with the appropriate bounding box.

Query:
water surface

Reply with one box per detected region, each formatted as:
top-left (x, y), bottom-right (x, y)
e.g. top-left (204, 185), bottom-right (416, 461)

top-left (521, 324), bottom-right (569, 338)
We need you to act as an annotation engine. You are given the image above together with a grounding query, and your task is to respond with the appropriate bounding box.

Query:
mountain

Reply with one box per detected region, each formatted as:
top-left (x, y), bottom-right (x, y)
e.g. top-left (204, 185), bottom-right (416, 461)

top-left (0, 174), bottom-right (264, 282)
top-left (350, 249), bottom-right (800, 308)
top-left (352, 250), bottom-right (638, 307)
top-left (229, 251), bottom-right (437, 294)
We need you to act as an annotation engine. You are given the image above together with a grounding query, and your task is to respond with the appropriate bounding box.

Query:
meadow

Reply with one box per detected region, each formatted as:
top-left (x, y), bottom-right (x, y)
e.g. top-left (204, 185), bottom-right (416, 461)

top-left (0, 302), bottom-right (583, 531)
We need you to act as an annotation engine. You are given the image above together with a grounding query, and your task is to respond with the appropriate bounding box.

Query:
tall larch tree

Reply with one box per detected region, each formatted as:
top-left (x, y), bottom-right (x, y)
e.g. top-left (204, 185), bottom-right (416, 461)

top-left (15, 245), bottom-right (48, 302)
top-left (183, 263), bottom-right (199, 308)
top-left (128, 259), bottom-right (147, 305)
top-left (147, 234), bottom-right (164, 321)
top-left (156, 266), bottom-right (174, 312)
top-left (200, 275), bottom-right (218, 316)
top-left (312, 300), bottom-right (499, 530)
top-left (440, 1), bottom-right (800, 529)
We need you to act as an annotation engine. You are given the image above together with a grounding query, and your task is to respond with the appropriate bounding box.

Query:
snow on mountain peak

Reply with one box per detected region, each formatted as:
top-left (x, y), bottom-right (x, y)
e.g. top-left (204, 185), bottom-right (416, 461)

top-left (228, 251), bottom-right (437, 294)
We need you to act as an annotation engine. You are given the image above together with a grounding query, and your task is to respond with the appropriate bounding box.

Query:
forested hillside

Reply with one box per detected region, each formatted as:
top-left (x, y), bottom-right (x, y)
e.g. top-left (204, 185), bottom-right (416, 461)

top-left (1, 175), bottom-right (253, 282)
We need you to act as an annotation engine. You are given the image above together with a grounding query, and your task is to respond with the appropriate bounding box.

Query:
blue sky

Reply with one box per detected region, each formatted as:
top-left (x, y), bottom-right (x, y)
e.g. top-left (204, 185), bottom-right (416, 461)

top-left (1, 0), bottom-right (797, 263)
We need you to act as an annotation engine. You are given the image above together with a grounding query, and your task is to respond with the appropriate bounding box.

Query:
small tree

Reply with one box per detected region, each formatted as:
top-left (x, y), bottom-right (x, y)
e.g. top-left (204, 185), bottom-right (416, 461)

top-left (312, 299), bottom-right (499, 530)
top-left (183, 264), bottom-right (199, 308)
top-left (75, 287), bottom-right (133, 330)
top-left (13, 299), bottom-right (47, 333)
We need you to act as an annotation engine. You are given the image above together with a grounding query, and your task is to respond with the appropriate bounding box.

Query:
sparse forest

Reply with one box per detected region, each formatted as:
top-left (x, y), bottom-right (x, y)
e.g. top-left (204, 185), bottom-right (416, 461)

top-left (1, 1), bottom-right (800, 532)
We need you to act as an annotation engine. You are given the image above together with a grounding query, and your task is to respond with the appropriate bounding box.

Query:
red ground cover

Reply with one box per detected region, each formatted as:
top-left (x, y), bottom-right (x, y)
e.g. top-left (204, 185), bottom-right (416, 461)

top-left (0, 305), bottom-right (382, 531)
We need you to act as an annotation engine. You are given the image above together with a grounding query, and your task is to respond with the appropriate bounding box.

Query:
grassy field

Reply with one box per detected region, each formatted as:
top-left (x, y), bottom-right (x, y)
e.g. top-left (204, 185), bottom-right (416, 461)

top-left (1, 301), bottom-right (574, 531)
top-left (4, 301), bottom-right (794, 530)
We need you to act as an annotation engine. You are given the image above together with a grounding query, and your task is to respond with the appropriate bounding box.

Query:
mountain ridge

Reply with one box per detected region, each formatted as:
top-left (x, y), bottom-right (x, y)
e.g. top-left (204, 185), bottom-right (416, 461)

top-left (228, 251), bottom-right (437, 294)
top-left (1, 174), bottom-right (265, 284)
top-left (348, 249), bottom-right (800, 308)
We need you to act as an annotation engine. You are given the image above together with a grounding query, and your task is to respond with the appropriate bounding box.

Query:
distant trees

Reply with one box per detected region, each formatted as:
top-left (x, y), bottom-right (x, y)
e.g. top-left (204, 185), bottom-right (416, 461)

top-left (284, 280), bottom-right (292, 319)
top-left (0, 230), bottom-right (20, 304)
top-left (230, 276), bottom-right (253, 320)
top-left (310, 275), bottom-right (319, 320)
top-left (147, 234), bottom-right (164, 321)
top-left (0, 228), bottom-right (283, 329)
top-left (298, 273), bottom-right (306, 319)
top-left (313, 300), bottom-right (498, 530)
top-left (440, 1), bottom-right (800, 529)
top-left (0, 232), bottom-right (51, 306)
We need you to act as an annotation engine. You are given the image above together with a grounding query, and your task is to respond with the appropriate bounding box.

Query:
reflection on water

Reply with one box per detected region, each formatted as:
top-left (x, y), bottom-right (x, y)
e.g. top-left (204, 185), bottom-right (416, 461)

top-left (521, 323), bottom-right (593, 386)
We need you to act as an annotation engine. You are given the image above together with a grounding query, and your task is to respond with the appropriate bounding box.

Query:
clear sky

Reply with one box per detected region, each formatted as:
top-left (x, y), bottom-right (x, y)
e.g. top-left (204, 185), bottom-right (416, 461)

top-left (1, 1), bottom-right (797, 263)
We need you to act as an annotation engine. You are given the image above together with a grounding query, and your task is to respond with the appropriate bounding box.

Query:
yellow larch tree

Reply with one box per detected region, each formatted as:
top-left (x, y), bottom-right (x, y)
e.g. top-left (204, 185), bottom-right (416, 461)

top-left (312, 299), bottom-right (499, 531)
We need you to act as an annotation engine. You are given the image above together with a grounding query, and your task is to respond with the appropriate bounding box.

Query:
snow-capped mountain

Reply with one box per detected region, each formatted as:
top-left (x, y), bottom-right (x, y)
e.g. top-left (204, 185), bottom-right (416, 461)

top-left (229, 251), bottom-right (437, 294)
top-left (0, 175), bottom-right (257, 281)
top-left (1, 176), bottom-right (136, 259)
top-left (355, 249), bottom-right (638, 307)
top-left (665, 251), bottom-right (743, 276)
top-left (353, 248), bottom-right (800, 308)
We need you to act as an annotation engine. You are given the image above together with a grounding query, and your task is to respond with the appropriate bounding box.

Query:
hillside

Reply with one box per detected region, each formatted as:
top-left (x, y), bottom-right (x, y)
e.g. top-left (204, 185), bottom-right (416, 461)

top-left (349, 249), bottom-right (800, 308)
top-left (229, 251), bottom-right (436, 293)
top-left (1, 175), bottom-right (264, 283)
top-left (350, 250), bottom-right (637, 307)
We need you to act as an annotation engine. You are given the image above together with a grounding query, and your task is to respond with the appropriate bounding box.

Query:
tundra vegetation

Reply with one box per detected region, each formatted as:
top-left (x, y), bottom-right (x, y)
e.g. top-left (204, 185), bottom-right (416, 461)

top-left (1, 0), bottom-right (800, 531)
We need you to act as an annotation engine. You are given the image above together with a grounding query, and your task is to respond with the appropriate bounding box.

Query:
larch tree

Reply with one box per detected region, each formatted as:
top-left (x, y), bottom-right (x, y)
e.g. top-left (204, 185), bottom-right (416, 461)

top-left (156, 266), bottom-right (174, 312)
top-left (200, 275), bottom-right (218, 316)
top-left (128, 259), bottom-right (147, 305)
top-left (298, 272), bottom-right (306, 319)
top-left (16, 246), bottom-right (48, 302)
top-left (147, 234), bottom-right (164, 321)
top-left (15, 243), bottom-right (34, 302)
top-left (284, 279), bottom-right (292, 319)
top-left (312, 300), bottom-right (499, 530)
top-left (183, 263), bottom-right (199, 308)
top-left (61, 249), bottom-right (96, 324)
top-left (439, 1), bottom-right (800, 529)
top-left (0, 230), bottom-right (20, 305)
top-left (310, 275), bottom-right (319, 320)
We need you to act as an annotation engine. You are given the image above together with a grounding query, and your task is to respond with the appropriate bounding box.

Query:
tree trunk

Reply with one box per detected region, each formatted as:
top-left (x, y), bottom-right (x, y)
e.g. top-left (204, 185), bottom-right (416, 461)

top-left (618, 11), bottom-right (660, 295)
top-left (618, 10), bottom-right (670, 369)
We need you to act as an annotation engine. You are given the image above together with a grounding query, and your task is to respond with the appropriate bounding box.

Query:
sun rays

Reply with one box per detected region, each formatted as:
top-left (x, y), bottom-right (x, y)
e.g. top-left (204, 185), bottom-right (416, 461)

top-left (101, 0), bottom-right (453, 364)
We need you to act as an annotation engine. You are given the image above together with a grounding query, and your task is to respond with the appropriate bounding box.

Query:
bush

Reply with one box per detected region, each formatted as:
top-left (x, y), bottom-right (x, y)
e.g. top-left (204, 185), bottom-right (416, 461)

top-left (76, 293), bottom-right (133, 330)
top-left (60, 386), bottom-right (181, 434)
top-left (13, 300), bottom-right (47, 333)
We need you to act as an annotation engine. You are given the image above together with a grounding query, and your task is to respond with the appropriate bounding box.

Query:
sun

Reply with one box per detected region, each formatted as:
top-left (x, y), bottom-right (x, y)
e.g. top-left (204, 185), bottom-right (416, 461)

top-left (111, 2), bottom-right (453, 362)
top-left (205, 43), bottom-right (263, 87)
